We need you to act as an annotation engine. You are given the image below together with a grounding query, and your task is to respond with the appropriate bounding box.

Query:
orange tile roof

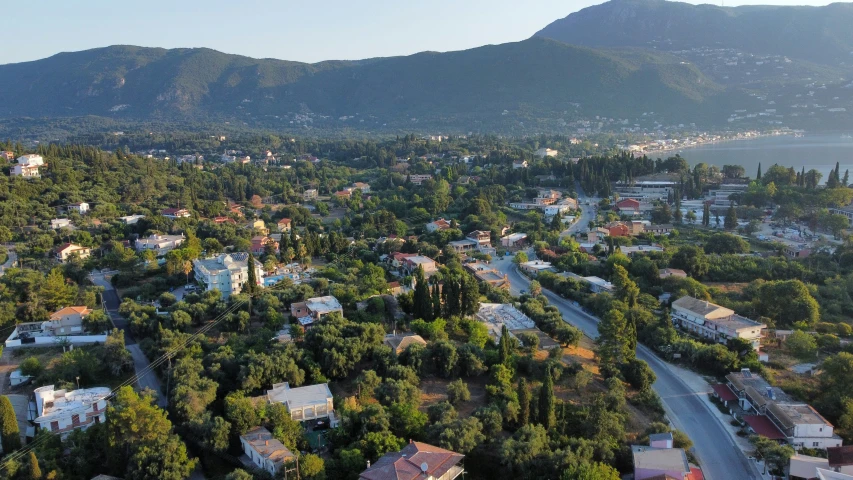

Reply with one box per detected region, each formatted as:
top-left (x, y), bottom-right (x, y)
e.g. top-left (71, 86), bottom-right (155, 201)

top-left (50, 306), bottom-right (91, 320)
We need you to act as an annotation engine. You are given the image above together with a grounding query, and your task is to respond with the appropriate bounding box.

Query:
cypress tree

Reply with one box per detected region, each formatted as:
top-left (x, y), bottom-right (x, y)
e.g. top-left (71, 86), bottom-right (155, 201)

top-left (518, 378), bottom-right (530, 427)
top-left (845, 170), bottom-right (850, 187)
top-left (725, 203), bottom-right (738, 230)
top-left (0, 395), bottom-right (21, 451)
top-left (27, 451), bottom-right (41, 480)
top-left (246, 252), bottom-right (257, 295)
top-left (538, 367), bottom-right (555, 430)
top-left (499, 325), bottom-right (511, 365)
top-left (431, 283), bottom-right (442, 320)
top-left (414, 266), bottom-right (433, 321)
top-left (246, 252), bottom-right (258, 315)
top-left (460, 273), bottom-right (479, 316)
top-left (702, 202), bottom-right (710, 227)
top-left (757, 163), bottom-right (762, 180)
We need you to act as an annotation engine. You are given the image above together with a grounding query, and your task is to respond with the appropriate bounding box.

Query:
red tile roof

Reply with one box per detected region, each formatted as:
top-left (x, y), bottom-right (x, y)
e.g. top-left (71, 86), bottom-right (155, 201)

top-left (50, 306), bottom-right (91, 320)
top-left (828, 446), bottom-right (853, 467)
top-left (743, 415), bottom-right (786, 440)
top-left (711, 384), bottom-right (738, 402)
top-left (688, 466), bottom-right (705, 480)
top-left (359, 442), bottom-right (463, 480)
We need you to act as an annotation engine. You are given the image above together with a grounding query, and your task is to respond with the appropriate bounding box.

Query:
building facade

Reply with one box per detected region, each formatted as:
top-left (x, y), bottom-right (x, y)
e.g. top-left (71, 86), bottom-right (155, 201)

top-left (33, 385), bottom-right (109, 436)
top-left (193, 253), bottom-right (264, 298)
top-left (240, 426), bottom-right (295, 476)
top-left (671, 296), bottom-right (765, 350)
top-left (135, 234), bottom-right (185, 256)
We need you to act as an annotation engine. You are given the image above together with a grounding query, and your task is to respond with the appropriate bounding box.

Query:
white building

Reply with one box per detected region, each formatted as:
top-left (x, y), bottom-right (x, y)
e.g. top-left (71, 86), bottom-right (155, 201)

top-left (193, 253), bottom-right (264, 299)
top-left (67, 202), bottom-right (90, 215)
top-left (426, 218), bottom-right (452, 232)
top-left (726, 369), bottom-right (842, 449)
top-left (501, 233), bottom-right (528, 248)
top-left (33, 385), bottom-right (109, 436)
top-left (240, 426), bottom-right (295, 476)
top-left (266, 382), bottom-right (338, 427)
top-left (17, 154), bottom-right (44, 166)
top-left (303, 189), bottom-right (319, 201)
top-left (534, 148), bottom-right (559, 158)
top-left (50, 219), bottom-right (72, 230)
top-left (519, 260), bottom-right (554, 276)
top-left (118, 214), bottom-right (146, 225)
top-left (671, 296), bottom-right (766, 350)
top-left (135, 234), bottom-right (185, 256)
top-left (614, 180), bottom-right (676, 201)
top-left (55, 243), bottom-right (90, 263)
top-left (407, 174), bottom-right (433, 185)
top-left (290, 296), bottom-right (344, 326)
top-left (5, 306), bottom-right (110, 348)
top-left (11, 164), bottom-right (41, 179)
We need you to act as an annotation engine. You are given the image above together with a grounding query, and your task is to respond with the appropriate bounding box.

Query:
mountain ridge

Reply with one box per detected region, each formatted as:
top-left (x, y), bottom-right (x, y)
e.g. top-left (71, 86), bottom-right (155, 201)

top-left (535, 0), bottom-right (853, 65)
top-left (0, 38), bottom-right (741, 130)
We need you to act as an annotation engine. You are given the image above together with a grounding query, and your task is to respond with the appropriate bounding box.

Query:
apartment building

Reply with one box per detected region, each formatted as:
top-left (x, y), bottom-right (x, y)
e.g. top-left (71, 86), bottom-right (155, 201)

top-left (193, 253), bottom-right (264, 298)
top-left (726, 369), bottom-right (842, 449)
top-left (671, 296), bottom-right (766, 350)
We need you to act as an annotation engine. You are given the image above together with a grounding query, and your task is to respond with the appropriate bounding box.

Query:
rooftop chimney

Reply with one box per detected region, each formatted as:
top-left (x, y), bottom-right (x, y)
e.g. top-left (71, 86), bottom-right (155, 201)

top-left (366, 460), bottom-right (371, 469)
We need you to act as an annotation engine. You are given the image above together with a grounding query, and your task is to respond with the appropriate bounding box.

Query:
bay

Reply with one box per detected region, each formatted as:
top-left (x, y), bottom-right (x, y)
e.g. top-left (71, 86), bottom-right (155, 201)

top-left (667, 134), bottom-right (853, 181)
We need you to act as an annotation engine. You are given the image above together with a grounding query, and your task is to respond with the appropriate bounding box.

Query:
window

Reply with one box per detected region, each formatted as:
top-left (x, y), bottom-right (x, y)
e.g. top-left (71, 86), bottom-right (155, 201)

top-left (50, 421), bottom-right (59, 432)
top-left (814, 442), bottom-right (820, 447)
top-left (71, 414), bottom-right (80, 425)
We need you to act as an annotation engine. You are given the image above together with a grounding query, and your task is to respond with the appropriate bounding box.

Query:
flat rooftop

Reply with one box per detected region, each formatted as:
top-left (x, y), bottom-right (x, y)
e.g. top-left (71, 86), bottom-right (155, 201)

top-left (35, 386), bottom-right (110, 423)
top-left (476, 303), bottom-right (535, 331)
top-left (709, 314), bottom-right (765, 331)
top-left (267, 383), bottom-right (332, 409)
top-left (305, 296), bottom-right (342, 314)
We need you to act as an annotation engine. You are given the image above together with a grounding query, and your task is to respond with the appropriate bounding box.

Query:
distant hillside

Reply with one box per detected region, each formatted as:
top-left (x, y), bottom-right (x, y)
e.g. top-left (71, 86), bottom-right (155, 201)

top-left (0, 39), bottom-right (747, 130)
top-left (535, 0), bottom-right (853, 65)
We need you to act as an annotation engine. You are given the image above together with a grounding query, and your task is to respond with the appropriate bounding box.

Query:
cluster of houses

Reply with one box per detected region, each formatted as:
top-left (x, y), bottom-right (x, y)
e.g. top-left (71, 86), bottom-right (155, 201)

top-left (8, 154), bottom-right (45, 179)
top-left (509, 189), bottom-right (579, 218)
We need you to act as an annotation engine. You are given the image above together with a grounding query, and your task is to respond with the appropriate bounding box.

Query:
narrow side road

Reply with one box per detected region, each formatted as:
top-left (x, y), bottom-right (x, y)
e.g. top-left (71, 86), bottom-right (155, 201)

top-left (89, 270), bottom-right (167, 407)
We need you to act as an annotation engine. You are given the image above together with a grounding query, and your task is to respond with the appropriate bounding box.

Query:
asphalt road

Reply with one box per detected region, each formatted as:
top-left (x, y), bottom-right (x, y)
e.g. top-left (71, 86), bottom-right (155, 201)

top-left (492, 188), bottom-right (759, 479)
top-left (89, 270), bottom-right (167, 407)
top-left (496, 259), bottom-right (758, 479)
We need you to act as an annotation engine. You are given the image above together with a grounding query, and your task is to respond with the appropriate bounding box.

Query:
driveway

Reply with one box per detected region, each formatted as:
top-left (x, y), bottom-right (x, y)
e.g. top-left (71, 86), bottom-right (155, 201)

top-left (492, 258), bottom-right (761, 480)
top-left (89, 270), bottom-right (167, 407)
top-left (0, 246), bottom-right (17, 277)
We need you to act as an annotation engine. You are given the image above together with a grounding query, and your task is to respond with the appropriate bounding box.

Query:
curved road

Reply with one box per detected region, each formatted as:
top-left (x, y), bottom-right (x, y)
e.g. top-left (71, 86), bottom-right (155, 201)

top-left (496, 189), bottom-right (759, 480)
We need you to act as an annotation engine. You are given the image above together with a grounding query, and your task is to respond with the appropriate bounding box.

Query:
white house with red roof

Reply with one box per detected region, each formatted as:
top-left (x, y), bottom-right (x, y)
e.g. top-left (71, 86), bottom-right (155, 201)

top-left (359, 441), bottom-right (464, 480)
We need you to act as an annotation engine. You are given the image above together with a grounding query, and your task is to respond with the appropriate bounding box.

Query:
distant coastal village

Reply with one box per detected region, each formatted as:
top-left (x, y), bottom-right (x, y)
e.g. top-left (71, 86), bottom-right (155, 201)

top-left (620, 129), bottom-right (798, 157)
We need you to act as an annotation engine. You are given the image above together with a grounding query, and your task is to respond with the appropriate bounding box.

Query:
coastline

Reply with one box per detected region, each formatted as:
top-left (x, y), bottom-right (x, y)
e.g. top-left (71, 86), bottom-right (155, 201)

top-left (637, 130), bottom-right (797, 157)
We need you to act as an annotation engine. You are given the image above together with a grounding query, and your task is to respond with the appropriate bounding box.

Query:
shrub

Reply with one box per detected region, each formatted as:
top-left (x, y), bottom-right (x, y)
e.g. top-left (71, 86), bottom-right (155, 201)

top-left (447, 379), bottom-right (471, 405)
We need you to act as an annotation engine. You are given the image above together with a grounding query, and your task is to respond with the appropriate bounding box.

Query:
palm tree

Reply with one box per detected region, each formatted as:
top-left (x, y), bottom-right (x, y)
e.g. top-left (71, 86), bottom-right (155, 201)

top-left (182, 260), bottom-right (192, 285)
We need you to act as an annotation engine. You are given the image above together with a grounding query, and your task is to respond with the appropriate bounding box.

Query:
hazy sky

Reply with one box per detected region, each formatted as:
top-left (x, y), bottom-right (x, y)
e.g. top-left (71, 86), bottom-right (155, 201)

top-left (3, 0), bottom-right (840, 64)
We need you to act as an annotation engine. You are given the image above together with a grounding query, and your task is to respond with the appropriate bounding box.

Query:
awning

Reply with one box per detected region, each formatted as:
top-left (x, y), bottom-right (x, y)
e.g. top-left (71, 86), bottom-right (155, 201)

top-left (712, 384), bottom-right (738, 402)
top-left (743, 415), bottom-right (786, 440)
